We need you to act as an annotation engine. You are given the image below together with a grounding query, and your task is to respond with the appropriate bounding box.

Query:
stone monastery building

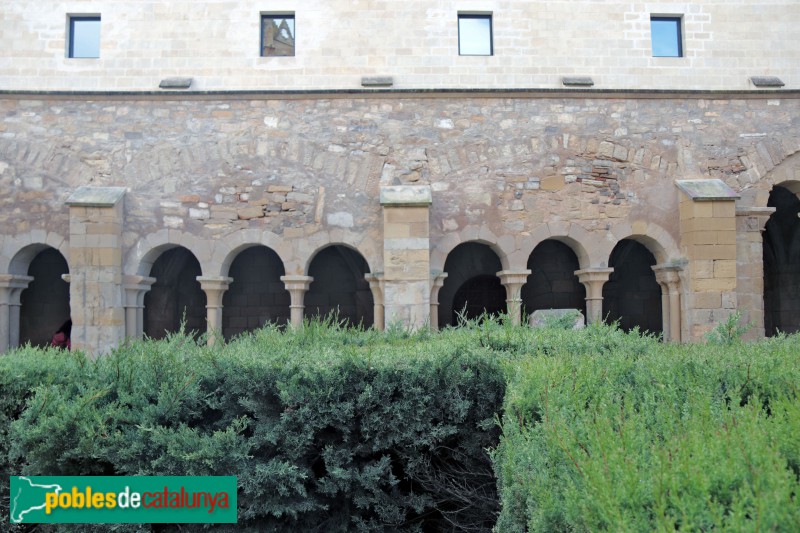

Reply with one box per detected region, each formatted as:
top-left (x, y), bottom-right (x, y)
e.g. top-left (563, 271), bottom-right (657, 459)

top-left (1, 1), bottom-right (799, 355)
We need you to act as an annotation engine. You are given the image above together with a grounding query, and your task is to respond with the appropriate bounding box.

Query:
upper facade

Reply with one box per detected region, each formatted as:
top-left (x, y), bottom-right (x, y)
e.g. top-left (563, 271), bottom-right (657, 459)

top-left (1, 0), bottom-right (797, 92)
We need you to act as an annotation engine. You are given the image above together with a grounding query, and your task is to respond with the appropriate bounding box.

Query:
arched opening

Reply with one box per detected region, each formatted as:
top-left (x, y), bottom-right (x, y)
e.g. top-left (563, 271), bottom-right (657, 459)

top-left (305, 245), bottom-right (373, 327)
top-left (603, 239), bottom-right (662, 335)
top-left (439, 242), bottom-right (505, 327)
top-left (19, 248), bottom-right (70, 347)
top-left (522, 240), bottom-right (586, 320)
top-left (143, 247), bottom-right (206, 339)
top-left (763, 184), bottom-right (800, 336)
top-left (223, 246), bottom-right (289, 339)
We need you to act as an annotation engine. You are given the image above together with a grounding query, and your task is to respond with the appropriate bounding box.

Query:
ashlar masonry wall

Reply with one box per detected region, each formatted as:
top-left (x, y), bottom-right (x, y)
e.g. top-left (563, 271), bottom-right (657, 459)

top-left (0, 91), bottom-right (799, 353)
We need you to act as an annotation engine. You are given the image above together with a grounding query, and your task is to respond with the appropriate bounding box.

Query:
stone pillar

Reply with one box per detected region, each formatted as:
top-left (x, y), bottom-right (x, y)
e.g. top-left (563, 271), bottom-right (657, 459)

top-left (0, 274), bottom-right (33, 352)
top-left (652, 265), bottom-right (683, 342)
top-left (676, 180), bottom-right (740, 341)
top-left (735, 207), bottom-right (775, 340)
top-left (281, 275), bottom-right (314, 329)
top-left (429, 271), bottom-right (448, 331)
top-left (575, 268), bottom-right (613, 324)
top-left (66, 186), bottom-right (127, 356)
top-left (365, 273), bottom-right (385, 331)
top-left (380, 186), bottom-right (432, 329)
top-left (123, 275), bottom-right (156, 339)
top-left (497, 270), bottom-right (532, 325)
top-left (197, 277), bottom-right (232, 346)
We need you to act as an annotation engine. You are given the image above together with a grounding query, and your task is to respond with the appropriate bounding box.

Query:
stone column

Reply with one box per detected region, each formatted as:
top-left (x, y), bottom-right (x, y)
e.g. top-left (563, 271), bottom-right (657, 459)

top-left (497, 270), bottom-right (532, 325)
top-left (676, 180), bottom-right (740, 341)
top-left (380, 186), bottom-right (432, 329)
top-left (575, 268), bottom-right (613, 324)
top-left (365, 273), bottom-right (385, 331)
top-left (429, 271), bottom-right (448, 331)
top-left (735, 207), bottom-right (775, 340)
top-left (197, 277), bottom-right (232, 346)
top-left (66, 186), bottom-right (127, 356)
top-left (281, 275), bottom-right (314, 329)
top-left (0, 274), bottom-right (33, 352)
top-left (123, 275), bottom-right (156, 339)
top-left (652, 265), bottom-right (683, 342)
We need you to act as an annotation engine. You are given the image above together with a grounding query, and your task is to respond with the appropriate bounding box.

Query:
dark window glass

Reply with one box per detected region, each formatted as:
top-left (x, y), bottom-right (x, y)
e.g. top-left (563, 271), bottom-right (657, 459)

top-left (458, 14), bottom-right (492, 56)
top-left (261, 15), bottom-right (295, 57)
top-left (650, 16), bottom-right (682, 57)
top-left (69, 16), bottom-right (101, 58)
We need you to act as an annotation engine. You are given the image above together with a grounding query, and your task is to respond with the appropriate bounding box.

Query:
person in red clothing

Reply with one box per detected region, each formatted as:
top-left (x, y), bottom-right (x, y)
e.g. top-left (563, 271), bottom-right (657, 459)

top-left (51, 319), bottom-right (72, 350)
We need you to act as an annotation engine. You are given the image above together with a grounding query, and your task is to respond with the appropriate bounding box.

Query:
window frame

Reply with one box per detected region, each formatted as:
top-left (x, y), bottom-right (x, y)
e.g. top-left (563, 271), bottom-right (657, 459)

top-left (458, 13), bottom-right (493, 56)
top-left (67, 15), bottom-right (101, 59)
top-left (260, 13), bottom-right (296, 57)
top-left (650, 15), bottom-right (683, 58)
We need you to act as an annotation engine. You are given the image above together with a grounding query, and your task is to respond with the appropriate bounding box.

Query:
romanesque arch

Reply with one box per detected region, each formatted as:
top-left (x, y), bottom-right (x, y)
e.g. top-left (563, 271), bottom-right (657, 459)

top-left (438, 242), bottom-right (506, 327)
top-left (17, 247), bottom-right (70, 348)
top-left (143, 246), bottom-right (207, 339)
top-left (522, 240), bottom-right (586, 320)
top-left (222, 245), bottom-right (290, 339)
top-left (304, 244), bottom-right (373, 327)
top-left (763, 182), bottom-right (800, 335)
top-left (603, 239), bottom-right (663, 335)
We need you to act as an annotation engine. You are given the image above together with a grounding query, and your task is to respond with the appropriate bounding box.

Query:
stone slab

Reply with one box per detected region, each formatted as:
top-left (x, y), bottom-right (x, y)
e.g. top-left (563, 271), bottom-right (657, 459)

top-left (159, 77), bottom-right (193, 89)
top-left (675, 179), bottom-right (739, 201)
top-left (380, 185), bottom-right (432, 206)
top-left (66, 186), bottom-right (127, 207)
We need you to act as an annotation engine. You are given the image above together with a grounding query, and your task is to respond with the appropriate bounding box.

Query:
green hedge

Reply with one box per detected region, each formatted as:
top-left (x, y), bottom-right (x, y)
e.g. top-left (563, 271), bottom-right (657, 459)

top-left (1, 322), bottom-right (505, 532)
top-left (494, 333), bottom-right (800, 532)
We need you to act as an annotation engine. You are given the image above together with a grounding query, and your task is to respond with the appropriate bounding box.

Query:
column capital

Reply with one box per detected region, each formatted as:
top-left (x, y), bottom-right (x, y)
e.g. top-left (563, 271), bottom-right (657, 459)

top-left (123, 275), bottom-right (156, 307)
top-left (281, 275), bottom-right (314, 329)
top-left (197, 276), bottom-right (233, 309)
top-left (430, 270), bottom-right (448, 291)
top-left (652, 264), bottom-right (682, 288)
top-left (736, 206), bottom-right (776, 233)
top-left (574, 267), bottom-right (614, 284)
top-left (280, 275), bottom-right (314, 291)
top-left (496, 270), bottom-right (532, 286)
top-left (0, 274), bottom-right (34, 290)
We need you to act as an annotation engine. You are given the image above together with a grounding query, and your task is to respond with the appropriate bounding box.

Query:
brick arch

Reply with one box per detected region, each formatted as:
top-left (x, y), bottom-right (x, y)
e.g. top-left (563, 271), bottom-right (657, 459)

top-left (2, 231), bottom-right (69, 275)
top-left (431, 225), bottom-right (511, 273)
top-left (607, 220), bottom-right (680, 265)
top-left (738, 146), bottom-right (800, 208)
top-left (213, 229), bottom-right (291, 278)
top-left (516, 221), bottom-right (592, 270)
top-left (125, 230), bottom-right (211, 277)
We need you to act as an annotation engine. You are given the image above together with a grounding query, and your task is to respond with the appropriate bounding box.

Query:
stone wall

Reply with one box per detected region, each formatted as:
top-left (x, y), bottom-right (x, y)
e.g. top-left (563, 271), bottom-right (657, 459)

top-left (1, 91), bottom-right (799, 351)
top-left (1, 1), bottom-right (797, 91)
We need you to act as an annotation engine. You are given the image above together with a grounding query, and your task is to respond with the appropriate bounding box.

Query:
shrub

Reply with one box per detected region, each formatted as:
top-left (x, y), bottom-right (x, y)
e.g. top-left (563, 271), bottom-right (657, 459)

top-left (1, 323), bottom-right (505, 532)
top-left (494, 334), bottom-right (800, 532)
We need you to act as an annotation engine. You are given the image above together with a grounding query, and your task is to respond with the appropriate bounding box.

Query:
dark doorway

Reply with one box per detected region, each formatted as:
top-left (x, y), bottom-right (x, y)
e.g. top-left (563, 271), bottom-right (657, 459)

top-left (19, 248), bottom-right (70, 347)
top-left (223, 246), bottom-right (290, 339)
top-left (763, 185), bottom-right (800, 336)
top-left (305, 246), bottom-right (373, 327)
top-left (522, 240), bottom-right (586, 320)
top-left (144, 247), bottom-right (206, 339)
top-left (439, 242), bottom-right (505, 327)
top-left (603, 239), bottom-right (662, 335)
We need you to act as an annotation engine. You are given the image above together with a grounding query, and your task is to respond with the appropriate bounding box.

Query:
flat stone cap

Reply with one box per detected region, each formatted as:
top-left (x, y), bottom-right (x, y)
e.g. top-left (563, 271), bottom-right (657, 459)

top-left (562, 76), bottom-right (594, 87)
top-left (380, 185), bottom-right (432, 206)
top-left (361, 76), bottom-right (393, 87)
top-left (66, 186), bottom-right (127, 207)
top-left (159, 77), bottom-right (193, 89)
top-left (676, 179), bottom-right (739, 201)
top-left (750, 76), bottom-right (784, 88)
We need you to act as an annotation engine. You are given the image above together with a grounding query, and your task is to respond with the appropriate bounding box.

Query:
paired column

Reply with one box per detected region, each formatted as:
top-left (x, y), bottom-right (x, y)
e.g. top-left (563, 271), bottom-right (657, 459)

top-left (0, 274), bottom-right (33, 352)
top-left (365, 273), bottom-right (385, 331)
top-left (652, 265), bottom-right (683, 342)
top-left (281, 275), bottom-right (314, 329)
top-left (575, 268), bottom-right (613, 324)
top-left (123, 275), bottom-right (156, 339)
top-left (429, 271), bottom-right (448, 331)
top-left (735, 207), bottom-right (775, 339)
top-left (497, 270), bottom-right (531, 325)
top-left (197, 277), bottom-right (232, 345)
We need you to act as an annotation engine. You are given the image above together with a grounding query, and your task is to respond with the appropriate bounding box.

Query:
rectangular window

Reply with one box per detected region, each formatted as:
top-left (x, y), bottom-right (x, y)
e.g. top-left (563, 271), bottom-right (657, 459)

top-left (68, 16), bottom-right (101, 58)
top-left (261, 14), bottom-right (295, 57)
top-left (650, 16), bottom-right (683, 57)
top-left (458, 14), bottom-right (492, 56)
